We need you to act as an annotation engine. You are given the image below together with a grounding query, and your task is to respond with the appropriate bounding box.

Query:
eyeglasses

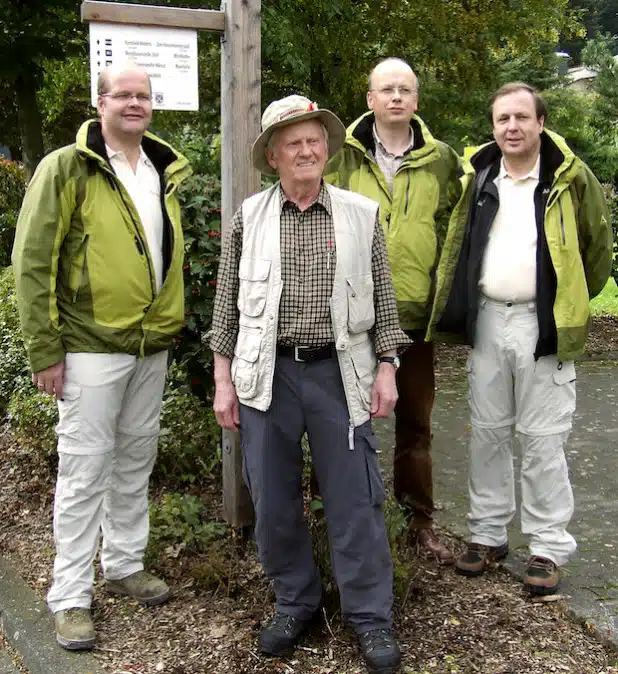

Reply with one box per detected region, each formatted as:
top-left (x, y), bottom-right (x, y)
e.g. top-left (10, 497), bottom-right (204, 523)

top-left (100, 92), bottom-right (152, 103)
top-left (371, 86), bottom-right (417, 98)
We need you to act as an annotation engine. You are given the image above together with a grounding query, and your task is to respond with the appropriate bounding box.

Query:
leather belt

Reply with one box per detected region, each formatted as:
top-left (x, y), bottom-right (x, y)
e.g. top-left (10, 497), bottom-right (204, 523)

top-left (277, 344), bottom-right (335, 363)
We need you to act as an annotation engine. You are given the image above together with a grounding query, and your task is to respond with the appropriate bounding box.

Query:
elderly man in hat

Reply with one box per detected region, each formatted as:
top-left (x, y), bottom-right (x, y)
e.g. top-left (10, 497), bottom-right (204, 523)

top-left (209, 95), bottom-right (409, 674)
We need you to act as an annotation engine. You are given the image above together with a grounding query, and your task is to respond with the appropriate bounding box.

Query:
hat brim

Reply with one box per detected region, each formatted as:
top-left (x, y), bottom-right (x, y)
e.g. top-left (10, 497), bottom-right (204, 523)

top-left (252, 109), bottom-right (346, 176)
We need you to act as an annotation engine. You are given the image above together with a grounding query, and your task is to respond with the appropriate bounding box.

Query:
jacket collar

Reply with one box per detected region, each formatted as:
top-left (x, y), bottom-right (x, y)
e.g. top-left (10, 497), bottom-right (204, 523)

top-left (75, 119), bottom-right (190, 181)
top-left (466, 129), bottom-right (577, 188)
top-left (345, 111), bottom-right (439, 165)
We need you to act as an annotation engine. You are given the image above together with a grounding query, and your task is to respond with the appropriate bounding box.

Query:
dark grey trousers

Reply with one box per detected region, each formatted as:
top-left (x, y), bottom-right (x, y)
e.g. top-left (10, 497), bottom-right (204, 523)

top-left (239, 354), bottom-right (394, 633)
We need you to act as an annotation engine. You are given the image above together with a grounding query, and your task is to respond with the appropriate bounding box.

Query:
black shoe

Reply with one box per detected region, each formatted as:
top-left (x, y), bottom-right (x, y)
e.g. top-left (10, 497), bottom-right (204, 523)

top-left (357, 628), bottom-right (402, 674)
top-left (259, 611), bottom-right (315, 656)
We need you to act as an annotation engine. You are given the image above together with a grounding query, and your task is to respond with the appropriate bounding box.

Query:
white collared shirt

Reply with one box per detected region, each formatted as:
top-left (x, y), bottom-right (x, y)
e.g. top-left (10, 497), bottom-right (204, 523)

top-left (479, 156), bottom-right (540, 303)
top-left (106, 144), bottom-right (164, 291)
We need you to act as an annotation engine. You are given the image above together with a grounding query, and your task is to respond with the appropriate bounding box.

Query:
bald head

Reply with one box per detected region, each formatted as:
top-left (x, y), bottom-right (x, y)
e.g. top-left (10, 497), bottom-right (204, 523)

top-left (368, 58), bottom-right (417, 91)
top-left (97, 65), bottom-right (152, 97)
top-left (367, 58), bottom-right (419, 128)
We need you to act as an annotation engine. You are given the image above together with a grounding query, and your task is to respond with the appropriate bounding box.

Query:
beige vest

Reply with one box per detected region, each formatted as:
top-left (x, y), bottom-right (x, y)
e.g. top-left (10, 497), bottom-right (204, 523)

top-left (232, 183), bottom-right (379, 427)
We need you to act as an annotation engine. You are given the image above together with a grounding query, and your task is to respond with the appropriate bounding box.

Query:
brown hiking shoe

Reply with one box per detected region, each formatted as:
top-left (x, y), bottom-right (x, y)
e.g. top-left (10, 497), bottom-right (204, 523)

top-left (106, 570), bottom-right (170, 606)
top-left (55, 608), bottom-right (95, 650)
top-left (455, 541), bottom-right (509, 576)
top-left (524, 556), bottom-right (560, 596)
top-left (413, 528), bottom-right (455, 565)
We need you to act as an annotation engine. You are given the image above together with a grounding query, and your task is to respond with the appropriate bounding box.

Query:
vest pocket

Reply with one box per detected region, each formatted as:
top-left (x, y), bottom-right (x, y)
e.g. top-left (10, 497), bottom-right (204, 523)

top-left (237, 257), bottom-right (271, 317)
top-left (349, 338), bottom-right (376, 410)
top-left (232, 327), bottom-right (262, 399)
top-left (346, 273), bottom-right (375, 333)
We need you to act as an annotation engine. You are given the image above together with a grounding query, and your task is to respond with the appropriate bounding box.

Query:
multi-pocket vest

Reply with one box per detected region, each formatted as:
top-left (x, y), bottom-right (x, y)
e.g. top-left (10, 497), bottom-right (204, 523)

top-left (233, 183), bottom-right (379, 427)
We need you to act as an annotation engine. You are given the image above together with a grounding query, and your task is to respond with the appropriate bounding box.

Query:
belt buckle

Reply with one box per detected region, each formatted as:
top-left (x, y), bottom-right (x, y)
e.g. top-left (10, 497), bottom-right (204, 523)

top-left (294, 346), bottom-right (308, 362)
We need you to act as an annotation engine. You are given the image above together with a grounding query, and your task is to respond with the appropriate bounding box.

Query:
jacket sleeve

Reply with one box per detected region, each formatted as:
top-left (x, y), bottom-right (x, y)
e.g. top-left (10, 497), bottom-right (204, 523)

top-left (574, 164), bottom-right (613, 300)
top-left (11, 153), bottom-right (76, 372)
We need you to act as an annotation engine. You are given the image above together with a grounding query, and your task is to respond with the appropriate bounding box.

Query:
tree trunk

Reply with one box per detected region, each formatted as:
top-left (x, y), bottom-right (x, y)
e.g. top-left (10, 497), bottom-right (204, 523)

top-left (15, 69), bottom-right (44, 177)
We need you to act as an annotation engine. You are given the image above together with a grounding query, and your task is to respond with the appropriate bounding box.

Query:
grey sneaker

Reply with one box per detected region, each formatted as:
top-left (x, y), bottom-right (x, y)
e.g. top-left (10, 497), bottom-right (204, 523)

top-left (55, 608), bottom-right (95, 650)
top-left (106, 570), bottom-right (170, 606)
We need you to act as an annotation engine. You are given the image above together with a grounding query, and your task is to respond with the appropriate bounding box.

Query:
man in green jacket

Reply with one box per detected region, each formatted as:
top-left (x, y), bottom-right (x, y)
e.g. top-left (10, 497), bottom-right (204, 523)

top-left (12, 66), bottom-right (191, 649)
top-left (428, 82), bottom-right (612, 594)
top-left (325, 58), bottom-right (461, 564)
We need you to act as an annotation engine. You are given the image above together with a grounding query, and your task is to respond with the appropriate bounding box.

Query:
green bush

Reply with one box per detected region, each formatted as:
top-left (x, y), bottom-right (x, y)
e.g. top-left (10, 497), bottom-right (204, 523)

top-left (148, 492), bottom-right (227, 553)
top-left (175, 172), bottom-right (222, 400)
top-left (0, 160), bottom-right (27, 268)
top-left (0, 268), bottom-right (31, 415)
top-left (154, 363), bottom-right (222, 488)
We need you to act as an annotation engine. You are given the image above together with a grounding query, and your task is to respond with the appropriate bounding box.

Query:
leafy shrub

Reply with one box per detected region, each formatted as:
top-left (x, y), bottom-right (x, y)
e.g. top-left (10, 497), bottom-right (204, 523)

top-left (0, 268), bottom-right (32, 414)
top-left (7, 379), bottom-right (58, 461)
top-left (148, 492), bottom-right (227, 553)
top-left (155, 363), bottom-right (222, 488)
top-left (175, 172), bottom-right (222, 400)
top-left (0, 160), bottom-right (27, 268)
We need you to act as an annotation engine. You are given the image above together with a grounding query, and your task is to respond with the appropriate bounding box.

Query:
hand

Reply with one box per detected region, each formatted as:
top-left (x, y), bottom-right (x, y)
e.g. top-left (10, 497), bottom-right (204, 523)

top-left (213, 379), bottom-right (240, 430)
top-left (32, 361), bottom-right (65, 399)
top-left (370, 363), bottom-right (398, 418)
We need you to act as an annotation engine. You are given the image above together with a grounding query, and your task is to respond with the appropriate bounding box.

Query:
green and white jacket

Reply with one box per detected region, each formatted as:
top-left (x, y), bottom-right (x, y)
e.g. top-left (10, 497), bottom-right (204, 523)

top-left (427, 129), bottom-right (613, 361)
top-left (12, 120), bottom-right (192, 373)
top-left (325, 111), bottom-right (461, 331)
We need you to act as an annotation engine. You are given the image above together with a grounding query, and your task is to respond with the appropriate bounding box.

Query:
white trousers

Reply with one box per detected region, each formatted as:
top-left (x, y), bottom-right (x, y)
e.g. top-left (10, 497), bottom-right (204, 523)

top-left (47, 351), bottom-right (168, 613)
top-left (467, 297), bottom-right (577, 566)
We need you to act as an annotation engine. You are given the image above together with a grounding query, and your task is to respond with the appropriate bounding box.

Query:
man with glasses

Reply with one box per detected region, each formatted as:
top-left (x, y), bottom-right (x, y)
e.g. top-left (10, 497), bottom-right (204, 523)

top-left (325, 58), bottom-right (460, 564)
top-left (12, 65), bottom-right (191, 649)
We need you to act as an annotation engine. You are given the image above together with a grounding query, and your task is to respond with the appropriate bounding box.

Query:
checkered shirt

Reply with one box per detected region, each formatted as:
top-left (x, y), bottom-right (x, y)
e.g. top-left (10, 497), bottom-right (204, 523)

top-left (209, 183), bottom-right (407, 358)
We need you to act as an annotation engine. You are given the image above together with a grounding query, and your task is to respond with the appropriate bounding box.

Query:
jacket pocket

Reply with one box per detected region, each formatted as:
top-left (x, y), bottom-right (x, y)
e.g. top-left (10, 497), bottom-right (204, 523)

top-left (237, 257), bottom-right (271, 317)
top-left (232, 327), bottom-right (262, 399)
top-left (346, 273), bottom-right (375, 333)
top-left (55, 383), bottom-right (82, 443)
top-left (69, 235), bottom-right (89, 303)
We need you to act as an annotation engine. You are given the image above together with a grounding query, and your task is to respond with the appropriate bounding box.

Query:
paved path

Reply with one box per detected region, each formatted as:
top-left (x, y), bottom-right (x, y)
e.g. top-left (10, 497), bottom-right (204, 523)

top-left (375, 359), bottom-right (618, 649)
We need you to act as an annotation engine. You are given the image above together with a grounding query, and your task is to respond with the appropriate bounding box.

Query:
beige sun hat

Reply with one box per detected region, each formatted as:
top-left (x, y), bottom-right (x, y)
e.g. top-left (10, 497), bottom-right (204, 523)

top-left (252, 94), bottom-right (346, 176)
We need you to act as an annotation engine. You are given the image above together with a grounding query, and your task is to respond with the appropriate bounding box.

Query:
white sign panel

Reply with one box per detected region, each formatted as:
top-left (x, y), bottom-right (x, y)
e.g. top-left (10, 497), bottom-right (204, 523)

top-left (89, 22), bottom-right (199, 111)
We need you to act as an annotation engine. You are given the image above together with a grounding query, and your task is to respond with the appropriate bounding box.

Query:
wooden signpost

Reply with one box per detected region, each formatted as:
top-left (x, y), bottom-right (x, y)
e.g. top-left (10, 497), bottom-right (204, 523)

top-left (81, 0), bottom-right (259, 529)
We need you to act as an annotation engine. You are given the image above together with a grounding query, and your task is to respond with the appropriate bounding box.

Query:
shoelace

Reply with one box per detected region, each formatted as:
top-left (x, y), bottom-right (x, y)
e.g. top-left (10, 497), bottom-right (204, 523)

top-left (359, 628), bottom-right (394, 653)
top-left (528, 556), bottom-right (555, 571)
top-left (269, 612), bottom-right (300, 636)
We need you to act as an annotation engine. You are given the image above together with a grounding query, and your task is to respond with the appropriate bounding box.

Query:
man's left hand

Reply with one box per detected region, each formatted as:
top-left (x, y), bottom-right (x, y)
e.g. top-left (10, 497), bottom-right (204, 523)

top-left (370, 363), bottom-right (398, 418)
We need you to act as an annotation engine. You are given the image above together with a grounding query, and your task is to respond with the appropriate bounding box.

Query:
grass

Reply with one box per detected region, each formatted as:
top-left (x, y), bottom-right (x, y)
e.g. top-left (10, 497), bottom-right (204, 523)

top-left (590, 277), bottom-right (618, 316)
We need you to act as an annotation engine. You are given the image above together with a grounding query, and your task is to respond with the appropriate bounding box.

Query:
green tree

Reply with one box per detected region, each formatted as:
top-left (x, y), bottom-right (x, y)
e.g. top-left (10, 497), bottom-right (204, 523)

top-left (0, 0), bottom-right (85, 173)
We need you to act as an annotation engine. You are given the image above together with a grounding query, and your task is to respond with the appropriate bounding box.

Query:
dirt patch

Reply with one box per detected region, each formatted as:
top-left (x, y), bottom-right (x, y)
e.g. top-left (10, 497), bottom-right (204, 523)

top-left (1, 424), bottom-right (618, 674)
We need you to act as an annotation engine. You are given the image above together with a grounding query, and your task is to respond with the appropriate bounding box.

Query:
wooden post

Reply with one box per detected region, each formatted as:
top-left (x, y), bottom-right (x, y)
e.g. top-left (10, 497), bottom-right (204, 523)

top-left (81, 0), bottom-right (259, 529)
top-left (220, 0), bottom-right (261, 529)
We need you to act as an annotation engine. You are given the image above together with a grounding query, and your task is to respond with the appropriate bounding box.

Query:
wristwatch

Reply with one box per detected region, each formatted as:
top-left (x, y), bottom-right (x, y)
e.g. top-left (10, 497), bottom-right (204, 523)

top-left (378, 355), bottom-right (400, 371)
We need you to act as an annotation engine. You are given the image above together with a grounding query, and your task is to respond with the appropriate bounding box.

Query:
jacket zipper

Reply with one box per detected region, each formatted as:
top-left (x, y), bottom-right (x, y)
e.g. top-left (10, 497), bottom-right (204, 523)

top-left (72, 234), bottom-right (90, 303)
top-left (113, 177), bottom-right (157, 301)
top-left (404, 171), bottom-right (411, 215)
top-left (348, 420), bottom-right (355, 450)
top-left (558, 199), bottom-right (566, 245)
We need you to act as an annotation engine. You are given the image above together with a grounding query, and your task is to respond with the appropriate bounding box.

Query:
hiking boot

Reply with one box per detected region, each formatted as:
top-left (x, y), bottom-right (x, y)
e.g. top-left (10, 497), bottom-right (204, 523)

top-left (357, 628), bottom-right (402, 674)
top-left (455, 541), bottom-right (509, 577)
top-left (55, 608), bottom-right (95, 650)
top-left (259, 611), bottom-right (316, 656)
top-left (413, 527), bottom-right (455, 565)
top-left (106, 570), bottom-right (170, 606)
top-left (524, 556), bottom-right (560, 596)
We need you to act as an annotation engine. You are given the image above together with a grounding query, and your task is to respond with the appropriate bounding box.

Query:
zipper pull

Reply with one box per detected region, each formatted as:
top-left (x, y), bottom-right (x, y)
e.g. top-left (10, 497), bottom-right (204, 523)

top-left (348, 421), bottom-right (355, 450)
